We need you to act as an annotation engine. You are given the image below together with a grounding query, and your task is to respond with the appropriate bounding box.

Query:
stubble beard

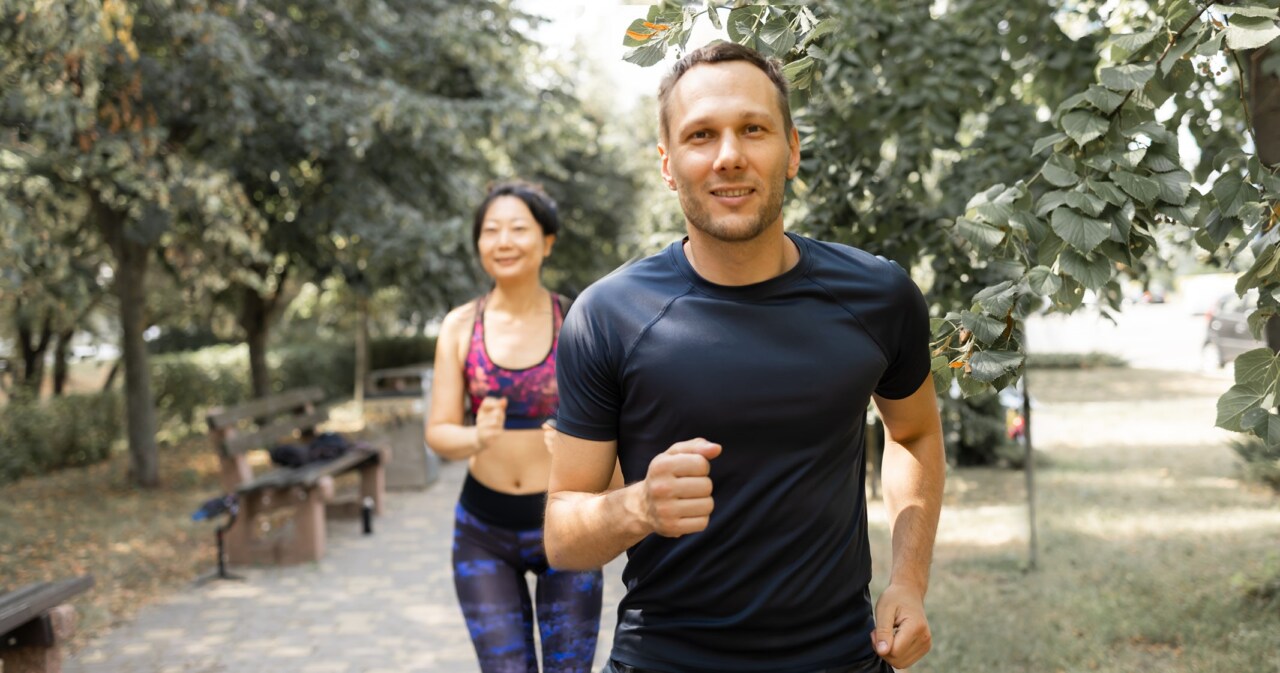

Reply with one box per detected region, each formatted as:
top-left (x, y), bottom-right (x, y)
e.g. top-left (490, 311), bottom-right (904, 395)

top-left (678, 171), bottom-right (787, 243)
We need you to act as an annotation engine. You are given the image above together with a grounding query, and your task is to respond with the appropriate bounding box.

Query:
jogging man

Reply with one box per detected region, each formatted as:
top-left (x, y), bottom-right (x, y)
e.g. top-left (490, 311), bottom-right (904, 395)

top-left (544, 42), bottom-right (946, 673)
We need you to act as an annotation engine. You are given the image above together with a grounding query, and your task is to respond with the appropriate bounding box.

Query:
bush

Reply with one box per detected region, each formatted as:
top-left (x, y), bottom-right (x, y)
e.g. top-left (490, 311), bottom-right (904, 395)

top-left (151, 346), bottom-right (252, 435)
top-left (0, 392), bottom-right (123, 484)
top-left (1027, 352), bottom-right (1128, 369)
top-left (1229, 434), bottom-right (1280, 493)
top-left (275, 336), bottom-right (437, 400)
top-left (941, 392), bottom-right (1024, 467)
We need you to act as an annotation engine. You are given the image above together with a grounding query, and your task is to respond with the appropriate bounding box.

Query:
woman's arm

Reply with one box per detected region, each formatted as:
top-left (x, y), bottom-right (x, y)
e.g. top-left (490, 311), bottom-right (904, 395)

top-left (425, 303), bottom-right (502, 460)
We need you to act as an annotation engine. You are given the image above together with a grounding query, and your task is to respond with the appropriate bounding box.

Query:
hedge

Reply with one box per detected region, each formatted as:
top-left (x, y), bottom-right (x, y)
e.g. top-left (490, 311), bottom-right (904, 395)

top-left (0, 392), bottom-right (123, 484)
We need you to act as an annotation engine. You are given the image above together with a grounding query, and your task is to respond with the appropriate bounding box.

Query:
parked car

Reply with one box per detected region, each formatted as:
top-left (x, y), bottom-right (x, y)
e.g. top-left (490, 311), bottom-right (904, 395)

top-left (1203, 292), bottom-right (1265, 369)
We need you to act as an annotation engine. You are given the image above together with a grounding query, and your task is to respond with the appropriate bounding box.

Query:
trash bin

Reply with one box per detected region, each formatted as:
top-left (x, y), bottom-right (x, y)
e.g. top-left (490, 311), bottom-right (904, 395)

top-left (364, 364), bottom-right (439, 490)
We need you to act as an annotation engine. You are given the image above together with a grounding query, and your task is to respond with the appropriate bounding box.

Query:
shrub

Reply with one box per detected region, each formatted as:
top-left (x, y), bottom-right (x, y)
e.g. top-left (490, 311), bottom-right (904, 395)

top-left (941, 393), bottom-right (1024, 467)
top-left (0, 392), bottom-right (123, 484)
top-left (1027, 352), bottom-right (1128, 369)
top-left (1229, 434), bottom-right (1280, 493)
top-left (275, 336), bottom-right (436, 400)
top-left (151, 346), bottom-right (251, 435)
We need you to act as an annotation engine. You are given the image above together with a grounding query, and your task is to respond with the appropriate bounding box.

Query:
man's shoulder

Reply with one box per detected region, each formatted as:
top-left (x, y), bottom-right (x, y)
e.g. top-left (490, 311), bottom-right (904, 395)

top-left (574, 245), bottom-right (686, 310)
top-left (801, 236), bottom-right (911, 287)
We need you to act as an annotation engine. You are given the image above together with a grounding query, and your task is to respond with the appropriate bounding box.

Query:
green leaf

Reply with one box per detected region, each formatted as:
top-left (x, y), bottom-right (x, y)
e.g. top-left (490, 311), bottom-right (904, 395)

top-left (1027, 265), bottom-right (1063, 296)
top-left (960, 310), bottom-right (1008, 344)
top-left (1042, 154), bottom-right (1079, 187)
top-left (1110, 170), bottom-right (1162, 205)
top-left (1217, 381), bottom-right (1269, 432)
top-left (802, 18), bottom-right (839, 47)
top-left (727, 6), bottom-right (766, 47)
top-left (1036, 190), bottom-right (1070, 217)
top-left (1161, 25), bottom-right (1203, 75)
top-left (1059, 249), bottom-right (1113, 290)
top-left (1220, 3), bottom-right (1280, 18)
top-left (1099, 63), bottom-right (1156, 91)
top-left (1051, 207), bottom-right (1111, 253)
top-left (782, 57), bottom-right (815, 89)
top-left (706, 1), bottom-right (723, 30)
top-left (1065, 190), bottom-right (1107, 217)
top-left (624, 40), bottom-right (669, 67)
top-left (1141, 147), bottom-right (1181, 173)
top-left (1213, 172), bottom-right (1260, 217)
top-left (1234, 347), bottom-right (1280, 390)
top-left (1122, 120), bottom-right (1176, 145)
top-left (759, 14), bottom-right (797, 56)
top-left (1085, 178), bottom-right (1130, 207)
top-left (1109, 30), bottom-right (1160, 54)
top-left (1156, 190), bottom-right (1203, 226)
top-left (968, 350), bottom-right (1025, 383)
top-left (1053, 274), bottom-right (1086, 312)
top-left (1032, 132), bottom-right (1069, 156)
top-left (1151, 168), bottom-right (1193, 206)
top-left (975, 280), bottom-right (1019, 318)
top-left (1224, 16), bottom-right (1280, 50)
top-left (1084, 85), bottom-right (1127, 114)
top-left (1062, 110), bottom-right (1111, 145)
top-left (956, 217), bottom-right (1006, 251)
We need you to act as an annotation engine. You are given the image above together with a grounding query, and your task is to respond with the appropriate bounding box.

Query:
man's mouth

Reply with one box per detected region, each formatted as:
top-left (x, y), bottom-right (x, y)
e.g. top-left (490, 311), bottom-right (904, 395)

top-left (711, 188), bottom-right (754, 197)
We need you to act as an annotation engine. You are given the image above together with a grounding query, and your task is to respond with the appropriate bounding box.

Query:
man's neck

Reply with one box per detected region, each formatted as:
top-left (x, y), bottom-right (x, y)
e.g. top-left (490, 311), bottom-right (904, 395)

top-left (683, 224), bottom-right (799, 287)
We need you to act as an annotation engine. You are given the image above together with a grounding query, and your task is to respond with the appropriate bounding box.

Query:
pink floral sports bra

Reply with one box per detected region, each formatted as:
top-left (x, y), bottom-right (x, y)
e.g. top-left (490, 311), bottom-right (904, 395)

top-left (464, 292), bottom-right (564, 429)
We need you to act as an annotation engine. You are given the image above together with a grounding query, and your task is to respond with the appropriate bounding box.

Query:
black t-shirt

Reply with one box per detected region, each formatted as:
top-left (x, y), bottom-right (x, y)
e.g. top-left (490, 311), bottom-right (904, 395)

top-left (555, 233), bottom-right (930, 673)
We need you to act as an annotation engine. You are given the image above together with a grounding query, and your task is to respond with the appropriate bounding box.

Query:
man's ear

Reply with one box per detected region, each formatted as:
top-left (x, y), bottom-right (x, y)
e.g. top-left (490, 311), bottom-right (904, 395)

top-left (786, 126), bottom-right (801, 180)
top-left (658, 143), bottom-right (676, 191)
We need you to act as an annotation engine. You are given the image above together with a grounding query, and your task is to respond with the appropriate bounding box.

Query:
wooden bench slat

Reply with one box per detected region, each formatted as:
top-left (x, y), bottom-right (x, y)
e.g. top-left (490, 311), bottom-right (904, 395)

top-left (206, 386), bottom-right (325, 430)
top-left (236, 449), bottom-right (379, 494)
top-left (220, 408), bottom-right (331, 456)
top-left (0, 575), bottom-right (94, 636)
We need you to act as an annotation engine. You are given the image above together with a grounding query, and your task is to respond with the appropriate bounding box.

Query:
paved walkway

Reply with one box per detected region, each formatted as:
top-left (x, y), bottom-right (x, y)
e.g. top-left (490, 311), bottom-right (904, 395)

top-left (66, 459), bottom-right (626, 673)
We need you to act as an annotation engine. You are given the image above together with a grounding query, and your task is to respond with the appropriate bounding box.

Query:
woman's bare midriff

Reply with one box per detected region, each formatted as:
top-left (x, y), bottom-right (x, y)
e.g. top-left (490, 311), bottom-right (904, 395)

top-left (468, 428), bottom-right (551, 494)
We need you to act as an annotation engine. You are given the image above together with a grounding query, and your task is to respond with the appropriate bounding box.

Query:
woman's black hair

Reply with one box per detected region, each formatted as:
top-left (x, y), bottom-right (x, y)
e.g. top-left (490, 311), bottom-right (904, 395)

top-left (471, 180), bottom-right (560, 250)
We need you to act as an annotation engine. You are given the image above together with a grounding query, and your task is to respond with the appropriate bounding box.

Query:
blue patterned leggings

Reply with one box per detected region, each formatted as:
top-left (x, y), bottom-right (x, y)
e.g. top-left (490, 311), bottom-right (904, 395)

top-left (453, 504), bottom-right (604, 673)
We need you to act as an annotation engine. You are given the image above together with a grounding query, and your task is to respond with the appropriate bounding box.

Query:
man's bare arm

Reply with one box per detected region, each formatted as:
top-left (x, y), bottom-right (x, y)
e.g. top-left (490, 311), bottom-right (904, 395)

top-left (870, 374), bottom-right (946, 669)
top-left (545, 432), bottom-right (720, 571)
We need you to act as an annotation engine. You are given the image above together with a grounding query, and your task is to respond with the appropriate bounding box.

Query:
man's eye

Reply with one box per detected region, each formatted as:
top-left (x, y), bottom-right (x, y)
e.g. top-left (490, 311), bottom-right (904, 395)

top-left (746, 124), bottom-right (764, 134)
top-left (690, 130), bottom-right (710, 140)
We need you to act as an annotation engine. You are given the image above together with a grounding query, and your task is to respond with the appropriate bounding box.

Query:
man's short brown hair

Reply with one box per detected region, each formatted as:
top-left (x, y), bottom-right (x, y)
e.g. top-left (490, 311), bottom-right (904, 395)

top-left (657, 42), bottom-right (793, 143)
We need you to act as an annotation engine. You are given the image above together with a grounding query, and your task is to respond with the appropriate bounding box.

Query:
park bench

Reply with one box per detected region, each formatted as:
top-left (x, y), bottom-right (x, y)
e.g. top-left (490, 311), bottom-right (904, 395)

top-left (206, 387), bottom-right (388, 566)
top-left (0, 575), bottom-right (94, 673)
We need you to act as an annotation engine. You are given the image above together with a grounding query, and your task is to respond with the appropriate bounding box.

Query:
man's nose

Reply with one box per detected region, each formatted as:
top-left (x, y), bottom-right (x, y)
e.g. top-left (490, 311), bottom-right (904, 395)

top-left (713, 134), bottom-right (746, 172)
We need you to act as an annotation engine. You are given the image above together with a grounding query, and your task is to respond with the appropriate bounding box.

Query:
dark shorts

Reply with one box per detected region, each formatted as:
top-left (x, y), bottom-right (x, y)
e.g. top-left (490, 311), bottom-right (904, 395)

top-left (603, 655), bottom-right (895, 673)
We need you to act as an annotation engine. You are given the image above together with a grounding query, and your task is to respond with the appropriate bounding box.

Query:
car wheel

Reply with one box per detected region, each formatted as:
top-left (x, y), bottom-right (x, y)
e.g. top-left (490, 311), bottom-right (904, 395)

top-left (1201, 343), bottom-right (1224, 373)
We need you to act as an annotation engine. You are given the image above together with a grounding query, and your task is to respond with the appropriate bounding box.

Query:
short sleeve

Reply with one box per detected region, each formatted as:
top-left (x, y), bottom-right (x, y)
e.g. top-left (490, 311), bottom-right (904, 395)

top-left (555, 293), bottom-right (622, 441)
top-left (873, 263), bottom-right (931, 400)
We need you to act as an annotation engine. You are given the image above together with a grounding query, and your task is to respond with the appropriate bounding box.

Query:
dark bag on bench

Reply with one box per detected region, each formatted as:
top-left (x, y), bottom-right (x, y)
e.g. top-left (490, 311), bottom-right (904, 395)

top-left (269, 432), bottom-right (353, 468)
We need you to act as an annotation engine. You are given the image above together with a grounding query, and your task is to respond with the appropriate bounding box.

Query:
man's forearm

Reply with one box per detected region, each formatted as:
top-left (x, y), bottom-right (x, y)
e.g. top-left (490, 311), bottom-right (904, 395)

top-left (880, 430), bottom-right (945, 594)
top-left (545, 485), bottom-right (651, 570)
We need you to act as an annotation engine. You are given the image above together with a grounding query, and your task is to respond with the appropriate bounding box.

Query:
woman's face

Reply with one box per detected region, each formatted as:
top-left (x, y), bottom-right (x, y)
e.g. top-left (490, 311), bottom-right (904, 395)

top-left (476, 195), bottom-right (555, 282)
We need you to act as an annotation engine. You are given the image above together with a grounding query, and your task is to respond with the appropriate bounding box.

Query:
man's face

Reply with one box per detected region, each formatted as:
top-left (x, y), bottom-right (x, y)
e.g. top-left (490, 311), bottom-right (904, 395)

top-left (658, 60), bottom-right (800, 243)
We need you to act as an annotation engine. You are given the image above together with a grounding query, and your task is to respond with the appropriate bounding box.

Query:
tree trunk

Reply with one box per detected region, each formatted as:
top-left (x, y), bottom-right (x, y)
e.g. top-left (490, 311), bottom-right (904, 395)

top-left (354, 293), bottom-right (369, 416)
top-left (1248, 47), bottom-right (1280, 168)
top-left (52, 328), bottom-right (74, 396)
top-left (239, 286), bottom-right (272, 399)
top-left (97, 201), bottom-right (159, 488)
top-left (15, 306), bottom-right (52, 396)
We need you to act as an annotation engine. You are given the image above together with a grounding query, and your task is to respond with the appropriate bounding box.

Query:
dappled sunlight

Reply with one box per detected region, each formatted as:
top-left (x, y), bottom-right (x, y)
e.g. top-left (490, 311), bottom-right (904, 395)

top-left (871, 501), bottom-right (1027, 547)
top-left (1059, 506), bottom-right (1280, 541)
